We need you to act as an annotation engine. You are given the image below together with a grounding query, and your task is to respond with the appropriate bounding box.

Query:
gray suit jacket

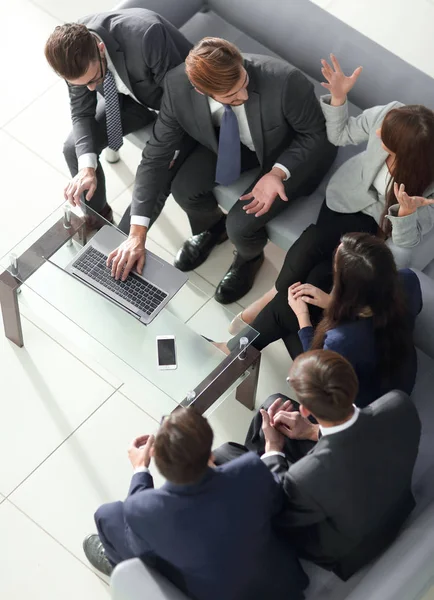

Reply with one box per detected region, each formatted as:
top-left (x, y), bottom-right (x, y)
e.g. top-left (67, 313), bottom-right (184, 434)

top-left (321, 96), bottom-right (434, 248)
top-left (264, 391), bottom-right (421, 580)
top-left (132, 54), bottom-right (334, 219)
top-left (69, 9), bottom-right (192, 159)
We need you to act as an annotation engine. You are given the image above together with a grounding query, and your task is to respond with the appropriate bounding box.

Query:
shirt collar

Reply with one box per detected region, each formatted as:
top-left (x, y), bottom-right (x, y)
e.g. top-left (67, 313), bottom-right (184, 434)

top-left (319, 405), bottom-right (360, 437)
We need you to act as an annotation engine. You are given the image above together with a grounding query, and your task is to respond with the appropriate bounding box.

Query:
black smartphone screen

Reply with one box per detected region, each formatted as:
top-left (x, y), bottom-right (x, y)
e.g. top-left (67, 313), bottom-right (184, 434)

top-left (157, 338), bottom-right (176, 366)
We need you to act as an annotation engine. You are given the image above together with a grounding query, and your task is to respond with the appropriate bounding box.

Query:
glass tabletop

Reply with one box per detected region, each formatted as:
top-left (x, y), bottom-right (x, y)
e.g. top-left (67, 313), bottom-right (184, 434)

top-left (0, 203), bottom-right (259, 408)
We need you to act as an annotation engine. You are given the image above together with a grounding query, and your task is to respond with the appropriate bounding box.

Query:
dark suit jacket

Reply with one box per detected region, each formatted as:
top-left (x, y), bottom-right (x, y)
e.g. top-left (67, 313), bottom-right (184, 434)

top-left (264, 391), bottom-right (421, 580)
top-left (69, 9), bottom-right (192, 158)
top-left (118, 453), bottom-right (307, 600)
top-left (132, 54), bottom-right (335, 219)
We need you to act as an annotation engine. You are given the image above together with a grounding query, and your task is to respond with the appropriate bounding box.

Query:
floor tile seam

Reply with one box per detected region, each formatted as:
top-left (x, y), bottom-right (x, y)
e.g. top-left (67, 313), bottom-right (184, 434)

top-left (4, 386), bottom-right (121, 499)
top-left (2, 497), bottom-right (109, 586)
top-left (116, 386), bottom-right (164, 424)
top-left (1, 80), bottom-right (60, 130)
top-left (20, 312), bottom-right (121, 390)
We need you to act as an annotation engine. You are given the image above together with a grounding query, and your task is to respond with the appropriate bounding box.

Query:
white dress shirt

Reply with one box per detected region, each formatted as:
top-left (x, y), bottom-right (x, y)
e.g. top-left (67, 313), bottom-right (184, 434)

top-left (261, 405), bottom-right (360, 461)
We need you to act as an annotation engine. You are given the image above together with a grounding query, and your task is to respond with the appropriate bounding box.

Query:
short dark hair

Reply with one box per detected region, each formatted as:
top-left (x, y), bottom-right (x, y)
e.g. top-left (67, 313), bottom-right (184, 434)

top-left (185, 37), bottom-right (243, 96)
top-left (44, 23), bottom-right (98, 80)
top-left (289, 350), bottom-right (358, 422)
top-left (154, 408), bottom-right (213, 485)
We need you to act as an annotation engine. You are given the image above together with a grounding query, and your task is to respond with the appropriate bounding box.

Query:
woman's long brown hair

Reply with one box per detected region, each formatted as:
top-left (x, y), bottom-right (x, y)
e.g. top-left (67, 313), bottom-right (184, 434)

top-left (311, 233), bottom-right (413, 381)
top-left (380, 105), bottom-right (434, 235)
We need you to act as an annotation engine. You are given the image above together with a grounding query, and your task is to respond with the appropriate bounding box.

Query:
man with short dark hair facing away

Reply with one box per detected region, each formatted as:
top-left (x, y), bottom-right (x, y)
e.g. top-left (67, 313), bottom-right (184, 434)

top-left (108, 37), bottom-right (337, 304)
top-left (215, 350), bottom-right (421, 580)
top-left (44, 9), bottom-right (192, 230)
top-left (84, 408), bottom-right (308, 600)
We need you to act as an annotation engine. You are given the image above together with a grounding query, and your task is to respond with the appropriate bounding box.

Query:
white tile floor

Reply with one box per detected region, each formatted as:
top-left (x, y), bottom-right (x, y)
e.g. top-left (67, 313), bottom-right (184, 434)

top-left (2, 0), bottom-right (434, 597)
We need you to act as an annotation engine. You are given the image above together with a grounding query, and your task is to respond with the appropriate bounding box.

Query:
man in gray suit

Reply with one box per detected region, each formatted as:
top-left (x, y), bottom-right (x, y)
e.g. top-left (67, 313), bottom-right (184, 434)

top-left (214, 350), bottom-right (421, 580)
top-left (44, 9), bottom-right (192, 227)
top-left (108, 38), bottom-right (336, 304)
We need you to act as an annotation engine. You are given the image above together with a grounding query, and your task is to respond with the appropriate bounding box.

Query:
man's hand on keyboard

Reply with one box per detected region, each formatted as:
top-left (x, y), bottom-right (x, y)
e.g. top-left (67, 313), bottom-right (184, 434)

top-left (107, 226), bottom-right (147, 281)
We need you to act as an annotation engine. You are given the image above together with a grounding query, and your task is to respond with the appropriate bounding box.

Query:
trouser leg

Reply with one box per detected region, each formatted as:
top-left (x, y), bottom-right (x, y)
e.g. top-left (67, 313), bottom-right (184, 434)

top-left (212, 442), bottom-right (249, 466)
top-left (94, 501), bottom-right (135, 566)
top-left (171, 144), bottom-right (224, 234)
top-left (226, 174), bottom-right (309, 262)
top-left (63, 94), bottom-right (156, 215)
top-left (275, 200), bottom-right (378, 292)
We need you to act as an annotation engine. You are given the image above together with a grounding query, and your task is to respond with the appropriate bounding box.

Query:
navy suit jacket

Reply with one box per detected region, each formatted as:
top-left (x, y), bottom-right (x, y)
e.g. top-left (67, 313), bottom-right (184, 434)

top-left (116, 452), bottom-right (307, 600)
top-left (298, 268), bottom-right (423, 407)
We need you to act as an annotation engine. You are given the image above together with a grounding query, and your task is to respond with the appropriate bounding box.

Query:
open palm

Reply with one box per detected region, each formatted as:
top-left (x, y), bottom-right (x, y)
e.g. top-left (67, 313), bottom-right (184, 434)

top-left (321, 54), bottom-right (363, 103)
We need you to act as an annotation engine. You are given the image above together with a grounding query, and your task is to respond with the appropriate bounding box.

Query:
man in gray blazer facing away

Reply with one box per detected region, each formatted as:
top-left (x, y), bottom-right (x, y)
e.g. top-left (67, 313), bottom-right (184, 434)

top-left (44, 9), bottom-right (192, 228)
top-left (108, 38), bottom-right (337, 304)
top-left (215, 350), bottom-right (421, 580)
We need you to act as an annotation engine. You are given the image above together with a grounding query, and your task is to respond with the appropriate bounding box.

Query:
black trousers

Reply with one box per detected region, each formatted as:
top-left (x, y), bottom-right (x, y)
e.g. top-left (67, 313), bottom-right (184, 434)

top-left (63, 94), bottom-right (192, 234)
top-left (171, 144), bottom-right (332, 262)
top-left (213, 394), bottom-right (316, 466)
top-left (250, 200), bottom-right (378, 356)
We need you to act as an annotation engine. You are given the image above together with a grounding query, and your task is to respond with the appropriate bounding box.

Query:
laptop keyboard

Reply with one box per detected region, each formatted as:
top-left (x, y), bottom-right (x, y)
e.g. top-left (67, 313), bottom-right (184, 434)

top-left (72, 246), bottom-right (167, 316)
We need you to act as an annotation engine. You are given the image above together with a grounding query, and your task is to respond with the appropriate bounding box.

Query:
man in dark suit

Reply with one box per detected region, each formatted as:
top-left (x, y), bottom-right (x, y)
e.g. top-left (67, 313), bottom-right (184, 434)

top-left (83, 408), bottom-right (308, 600)
top-left (44, 9), bottom-right (192, 227)
top-left (108, 37), bottom-right (337, 304)
top-left (214, 350), bottom-right (421, 580)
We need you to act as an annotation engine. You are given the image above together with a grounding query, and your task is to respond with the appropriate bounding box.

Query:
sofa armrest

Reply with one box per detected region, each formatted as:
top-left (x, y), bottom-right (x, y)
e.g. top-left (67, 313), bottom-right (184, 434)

top-left (412, 269), bottom-right (434, 360)
top-left (111, 559), bottom-right (191, 600)
top-left (115, 0), bottom-right (203, 28)
top-left (343, 503), bottom-right (434, 600)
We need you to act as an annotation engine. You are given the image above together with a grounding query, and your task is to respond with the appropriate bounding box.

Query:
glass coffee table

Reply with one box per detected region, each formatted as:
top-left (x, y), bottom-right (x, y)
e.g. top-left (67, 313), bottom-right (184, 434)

top-left (0, 204), bottom-right (261, 414)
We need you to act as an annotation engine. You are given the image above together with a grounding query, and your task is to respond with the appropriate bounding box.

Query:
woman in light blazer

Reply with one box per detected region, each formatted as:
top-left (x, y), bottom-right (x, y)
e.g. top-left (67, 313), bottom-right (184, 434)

top-left (229, 55), bottom-right (434, 333)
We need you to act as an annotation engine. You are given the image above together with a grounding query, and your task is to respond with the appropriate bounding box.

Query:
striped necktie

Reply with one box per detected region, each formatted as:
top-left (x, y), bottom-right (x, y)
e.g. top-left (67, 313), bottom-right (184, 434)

top-left (103, 69), bottom-right (123, 151)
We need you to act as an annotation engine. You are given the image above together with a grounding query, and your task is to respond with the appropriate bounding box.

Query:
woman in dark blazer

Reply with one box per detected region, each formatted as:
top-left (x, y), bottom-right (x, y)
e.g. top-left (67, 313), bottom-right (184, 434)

top-left (246, 232), bottom-right (422, 407)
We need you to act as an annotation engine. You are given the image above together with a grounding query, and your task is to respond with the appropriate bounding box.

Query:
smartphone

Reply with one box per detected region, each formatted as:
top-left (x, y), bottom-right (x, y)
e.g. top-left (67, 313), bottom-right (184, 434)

top-left (156, 335), bottom-right (177, 370)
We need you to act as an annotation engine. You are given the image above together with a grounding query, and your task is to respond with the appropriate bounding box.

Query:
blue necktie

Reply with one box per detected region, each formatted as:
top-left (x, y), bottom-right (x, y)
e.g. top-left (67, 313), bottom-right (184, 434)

top-left (103, 69), bottom-right (123, 151)
top-left (215, 104), bottom-right (241, 186)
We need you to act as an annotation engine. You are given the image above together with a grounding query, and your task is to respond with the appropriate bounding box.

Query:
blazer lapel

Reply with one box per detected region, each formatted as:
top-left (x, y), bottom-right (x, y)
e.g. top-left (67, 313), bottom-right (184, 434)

top-left (190, 87), bottom-right (218, 153)
top-left (244, 61), bottom-right (264, 166)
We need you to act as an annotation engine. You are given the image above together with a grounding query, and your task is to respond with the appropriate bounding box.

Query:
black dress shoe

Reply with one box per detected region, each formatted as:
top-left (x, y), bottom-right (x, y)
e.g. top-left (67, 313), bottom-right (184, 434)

top-left (215, 252), bottom-right (265, 304)
top-left (83, 534), bottom-right (114, 576)
top-left (174, 218), bottom-right (228, 272)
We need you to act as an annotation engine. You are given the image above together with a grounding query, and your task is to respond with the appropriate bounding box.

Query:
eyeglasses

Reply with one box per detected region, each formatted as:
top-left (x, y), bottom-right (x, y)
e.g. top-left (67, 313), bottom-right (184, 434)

top-left (66, 37), bottom-right (105, 88)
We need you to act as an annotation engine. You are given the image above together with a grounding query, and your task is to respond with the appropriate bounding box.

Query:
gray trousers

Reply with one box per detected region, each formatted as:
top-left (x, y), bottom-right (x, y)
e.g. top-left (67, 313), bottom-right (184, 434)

top-left (63, 95), bottom-right (156, 230)
top-left (213, 393), bottom-right (316, 465)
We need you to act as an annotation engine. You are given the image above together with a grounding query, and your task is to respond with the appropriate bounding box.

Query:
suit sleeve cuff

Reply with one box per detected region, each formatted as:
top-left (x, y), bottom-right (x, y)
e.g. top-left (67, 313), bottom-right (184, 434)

top-left (261, 451), bottom-right (286, 460)
top-left (273, 163), bottom-right (290, 181)
top-left (130, 215), bottom-right (150, 228)
top-left (134, 466), bottom-right (150, 474)
top-left (78, 153), bottom-right (98, 171)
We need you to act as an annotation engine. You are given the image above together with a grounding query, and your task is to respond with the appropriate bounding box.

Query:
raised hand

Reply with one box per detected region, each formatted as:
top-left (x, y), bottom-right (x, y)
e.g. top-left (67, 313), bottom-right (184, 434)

top-left (320, 54), bottom-right (363, 106)
top-left (394, 182), bottom-right (434, 217)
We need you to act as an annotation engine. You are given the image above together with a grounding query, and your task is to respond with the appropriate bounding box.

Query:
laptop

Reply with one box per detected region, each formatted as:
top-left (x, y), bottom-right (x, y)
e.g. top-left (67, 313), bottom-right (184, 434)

top-left (65, 225), bottom-right (188, 325)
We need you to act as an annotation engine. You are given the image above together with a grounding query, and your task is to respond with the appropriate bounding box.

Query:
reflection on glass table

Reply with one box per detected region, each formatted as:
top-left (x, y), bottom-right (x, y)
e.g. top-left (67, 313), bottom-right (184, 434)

top-left (0, 203), bottom-right (261, 413)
